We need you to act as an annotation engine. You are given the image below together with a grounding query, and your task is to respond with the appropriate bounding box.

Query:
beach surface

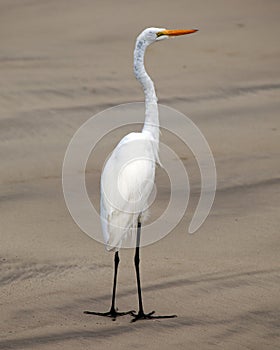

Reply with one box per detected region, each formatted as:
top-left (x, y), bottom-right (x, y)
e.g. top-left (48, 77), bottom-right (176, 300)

top-left (0, 0), bottom-right (279, 349)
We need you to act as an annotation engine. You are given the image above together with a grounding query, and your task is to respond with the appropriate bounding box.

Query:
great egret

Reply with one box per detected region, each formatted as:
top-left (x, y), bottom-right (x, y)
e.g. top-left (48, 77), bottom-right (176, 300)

top-left (84, 27), bottom-right (198, 322)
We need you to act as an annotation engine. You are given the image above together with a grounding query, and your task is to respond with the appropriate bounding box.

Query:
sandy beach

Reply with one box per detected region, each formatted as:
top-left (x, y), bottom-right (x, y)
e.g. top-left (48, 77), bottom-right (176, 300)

top-left (1, 0), bottom-right (280, 349)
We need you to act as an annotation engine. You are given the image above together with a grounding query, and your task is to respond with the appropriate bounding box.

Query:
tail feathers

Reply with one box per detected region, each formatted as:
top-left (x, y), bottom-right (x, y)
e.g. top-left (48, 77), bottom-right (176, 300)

top-left (105, 212), bottom-right (138, 251)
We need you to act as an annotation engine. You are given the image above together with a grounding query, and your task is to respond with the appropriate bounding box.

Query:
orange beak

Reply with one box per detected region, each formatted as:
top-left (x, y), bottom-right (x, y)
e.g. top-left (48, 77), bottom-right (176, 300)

top-left (157, 29), bottom-right (198, 37)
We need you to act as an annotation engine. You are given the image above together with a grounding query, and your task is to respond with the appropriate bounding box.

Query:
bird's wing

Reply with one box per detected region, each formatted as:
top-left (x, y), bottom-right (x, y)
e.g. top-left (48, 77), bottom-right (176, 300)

top-left (100, 132), bottom-right (157, 251)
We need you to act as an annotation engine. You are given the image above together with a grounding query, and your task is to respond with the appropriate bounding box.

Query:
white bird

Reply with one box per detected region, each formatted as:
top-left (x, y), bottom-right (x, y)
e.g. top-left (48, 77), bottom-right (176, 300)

top-left (84, 27), bottom-right (198, 322)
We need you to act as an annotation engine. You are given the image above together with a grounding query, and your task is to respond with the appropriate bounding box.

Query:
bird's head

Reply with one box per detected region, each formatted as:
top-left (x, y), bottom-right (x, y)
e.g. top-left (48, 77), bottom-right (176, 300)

top-left (139, 27), bottom-right (198, 45)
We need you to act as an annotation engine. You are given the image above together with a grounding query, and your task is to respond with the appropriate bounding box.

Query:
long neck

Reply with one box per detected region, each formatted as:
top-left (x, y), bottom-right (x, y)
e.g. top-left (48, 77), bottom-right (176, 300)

top-left (134, 38), bottom-right (159, 144)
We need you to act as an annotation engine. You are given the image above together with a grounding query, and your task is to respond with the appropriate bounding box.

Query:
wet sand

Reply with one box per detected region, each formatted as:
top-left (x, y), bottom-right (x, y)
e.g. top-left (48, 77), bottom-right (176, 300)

top-left (1, 0), bottom-right (280, 349)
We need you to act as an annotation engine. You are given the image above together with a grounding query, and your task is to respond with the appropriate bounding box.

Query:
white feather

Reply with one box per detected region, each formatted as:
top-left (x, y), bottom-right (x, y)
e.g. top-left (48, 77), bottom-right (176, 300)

top-left (101, 132), bottom-right (159, 251)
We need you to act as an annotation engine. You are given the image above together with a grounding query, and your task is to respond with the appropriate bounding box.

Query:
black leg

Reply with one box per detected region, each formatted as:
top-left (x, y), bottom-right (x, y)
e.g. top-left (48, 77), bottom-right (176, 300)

top-left (84, 251), bottom-right (134, 321)
top-left (131, 221), bottom-right (177, 322)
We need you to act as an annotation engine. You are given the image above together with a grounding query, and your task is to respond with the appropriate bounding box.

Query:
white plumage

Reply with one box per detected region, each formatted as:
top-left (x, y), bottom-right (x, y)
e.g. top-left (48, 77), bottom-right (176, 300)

top-left (100, 28), bottom-right (164, 251)
top-left (101, 131), bottom-right (159, 251)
